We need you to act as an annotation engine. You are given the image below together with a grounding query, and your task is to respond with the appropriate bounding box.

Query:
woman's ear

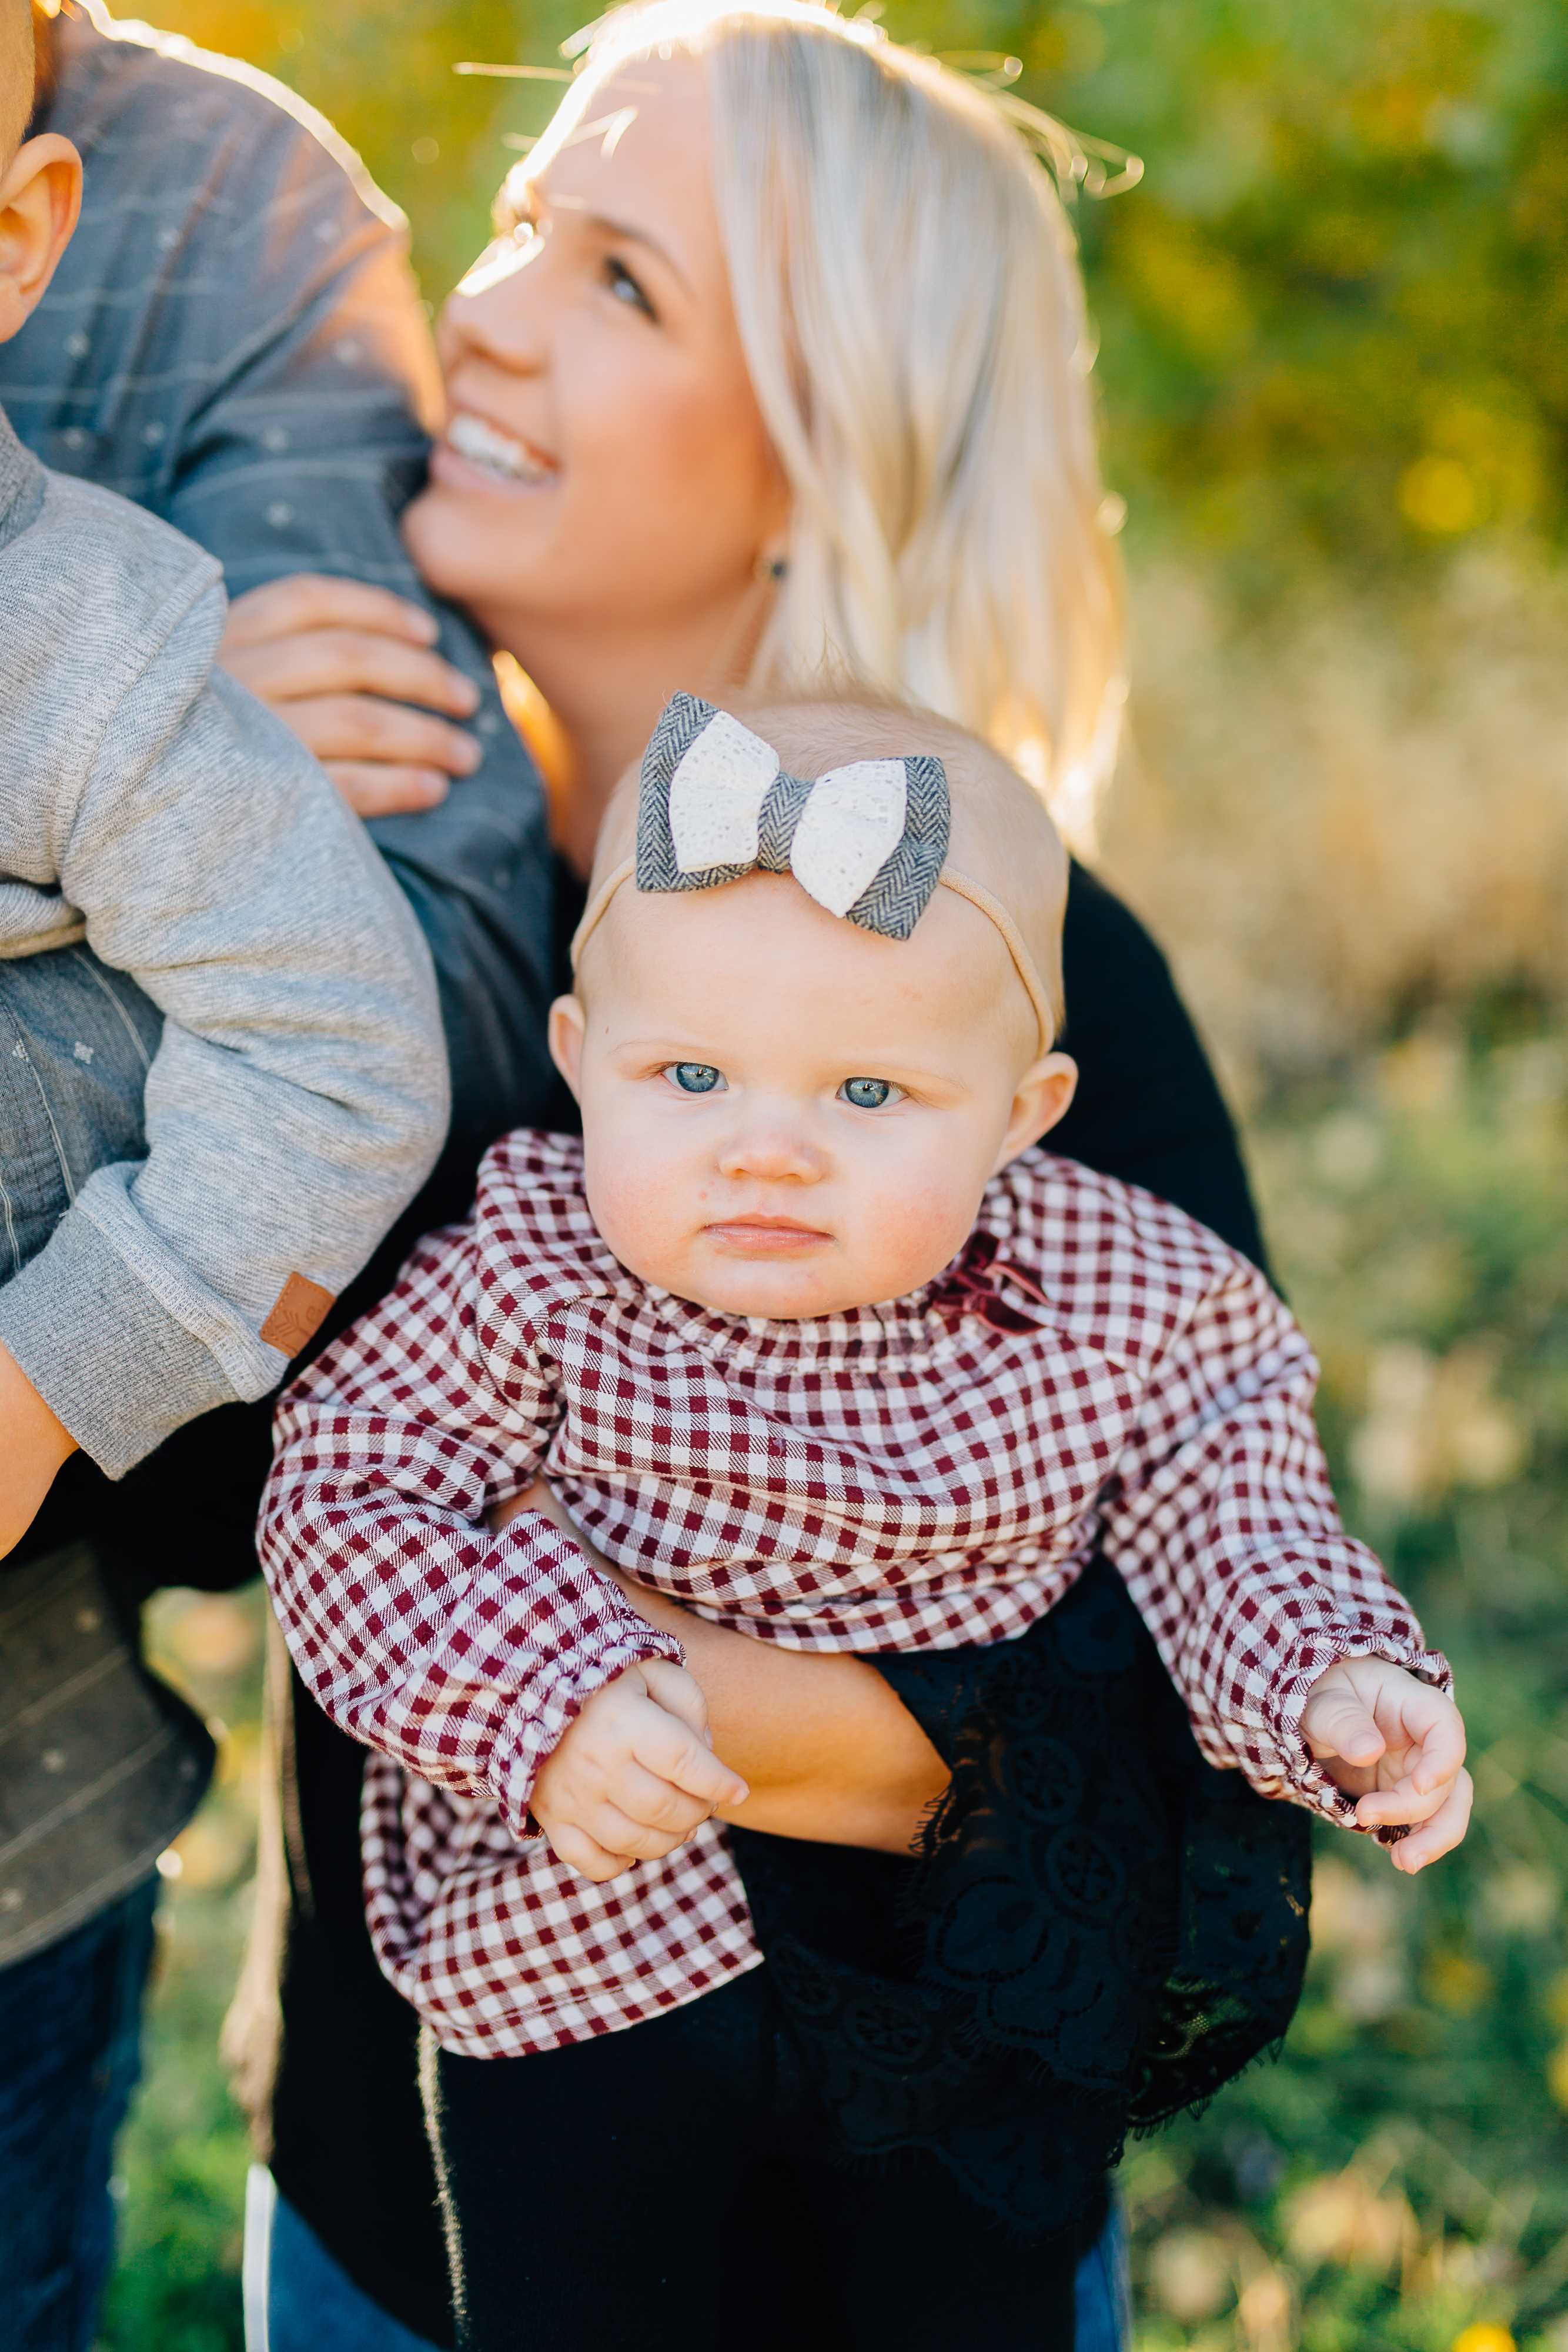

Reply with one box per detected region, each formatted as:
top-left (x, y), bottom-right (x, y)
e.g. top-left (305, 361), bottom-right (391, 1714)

top-left (991, 1052), bottom-right (1078, 1174)
top-left (0, 135), bottom-right (82, 343)
top-left (547, 992), bottom-right (586, 1100)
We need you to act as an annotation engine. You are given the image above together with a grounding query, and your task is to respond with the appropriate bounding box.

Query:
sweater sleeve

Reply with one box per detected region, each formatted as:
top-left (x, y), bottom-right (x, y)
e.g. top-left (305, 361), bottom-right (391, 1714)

top-left (258, 1217), bottom-right (683, 1833)
top-left (1096, 1255), bottom-right (1451, 1821)
top-left (0, 567), bottom-right (449, 1478)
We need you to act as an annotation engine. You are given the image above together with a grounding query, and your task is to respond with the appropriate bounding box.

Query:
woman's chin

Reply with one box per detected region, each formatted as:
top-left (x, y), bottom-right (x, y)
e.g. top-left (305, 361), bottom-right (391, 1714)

top-left (403, 479), bottom-right (550, 609)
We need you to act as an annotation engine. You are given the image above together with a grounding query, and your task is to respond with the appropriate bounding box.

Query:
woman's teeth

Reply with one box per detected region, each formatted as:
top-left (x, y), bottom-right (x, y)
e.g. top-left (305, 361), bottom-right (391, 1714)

top-left (447, 412), bottom-right (552, 485)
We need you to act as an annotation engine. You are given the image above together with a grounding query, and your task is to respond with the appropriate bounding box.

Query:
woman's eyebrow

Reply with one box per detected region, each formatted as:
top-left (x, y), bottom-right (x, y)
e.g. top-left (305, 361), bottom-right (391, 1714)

top-left (551, 195), bottom-right (691, 293)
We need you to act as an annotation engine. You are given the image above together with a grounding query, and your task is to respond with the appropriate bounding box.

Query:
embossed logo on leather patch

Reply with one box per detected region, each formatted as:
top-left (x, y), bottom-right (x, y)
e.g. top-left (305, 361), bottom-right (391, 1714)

top-left (260, 1272), bottom-right (336, 1358)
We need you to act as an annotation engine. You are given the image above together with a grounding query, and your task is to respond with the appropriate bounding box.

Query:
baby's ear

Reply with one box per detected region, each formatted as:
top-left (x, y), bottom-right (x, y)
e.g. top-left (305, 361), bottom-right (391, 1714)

top-left (992, 1053), bottom-right (1078, 1173)
top-left (547, 994), bottom-right (587, 1099)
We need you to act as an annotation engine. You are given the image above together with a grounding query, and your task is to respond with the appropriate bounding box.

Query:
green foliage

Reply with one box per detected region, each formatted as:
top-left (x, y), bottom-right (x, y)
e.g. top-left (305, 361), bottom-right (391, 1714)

top-left (1129, 1034), bottom-right (1568, 2351)
top-left (993, 0), bottom-right (1568, 590)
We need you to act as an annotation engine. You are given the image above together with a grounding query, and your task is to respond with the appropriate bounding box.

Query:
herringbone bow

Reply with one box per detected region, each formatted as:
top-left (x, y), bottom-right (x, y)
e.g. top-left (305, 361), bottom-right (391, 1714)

top-left (634, 692), bottom-right (951, 941)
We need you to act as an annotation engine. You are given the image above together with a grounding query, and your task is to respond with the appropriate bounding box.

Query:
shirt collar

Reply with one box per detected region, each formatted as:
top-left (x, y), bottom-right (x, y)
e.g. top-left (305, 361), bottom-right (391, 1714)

top-left (0, 403), bottom-right (48, 557)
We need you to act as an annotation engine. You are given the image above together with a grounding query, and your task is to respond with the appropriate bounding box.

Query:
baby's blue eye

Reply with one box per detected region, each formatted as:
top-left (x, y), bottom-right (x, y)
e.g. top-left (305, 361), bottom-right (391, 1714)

top-left (840, 1077), bottom-right (897, 1110)
top-left (667, 1062), bottom-right (723, 1094)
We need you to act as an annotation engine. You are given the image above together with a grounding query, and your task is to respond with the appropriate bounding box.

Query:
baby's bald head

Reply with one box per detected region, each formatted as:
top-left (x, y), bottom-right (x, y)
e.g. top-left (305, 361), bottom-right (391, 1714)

top-left (584, 698), bottom-right (1069, 1053)
top-left (1, 0), bottom-right (35, 167)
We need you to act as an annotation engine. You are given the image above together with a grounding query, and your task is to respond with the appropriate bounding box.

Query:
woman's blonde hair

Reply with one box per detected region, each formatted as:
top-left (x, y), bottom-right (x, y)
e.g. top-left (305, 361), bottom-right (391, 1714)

top-left (513, 0), bottom-right (1126, 832)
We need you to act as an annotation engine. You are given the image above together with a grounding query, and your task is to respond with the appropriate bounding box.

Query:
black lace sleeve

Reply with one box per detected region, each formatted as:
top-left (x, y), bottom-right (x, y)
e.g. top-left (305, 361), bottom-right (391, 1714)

top-left (729, 1563), bottom-right (1310, 2236)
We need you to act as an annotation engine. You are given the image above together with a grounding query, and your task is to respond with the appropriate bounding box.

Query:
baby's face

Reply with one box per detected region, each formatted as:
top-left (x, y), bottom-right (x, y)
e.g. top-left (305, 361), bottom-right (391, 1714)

top-left (550, 870), bottom-right (1076, 1320)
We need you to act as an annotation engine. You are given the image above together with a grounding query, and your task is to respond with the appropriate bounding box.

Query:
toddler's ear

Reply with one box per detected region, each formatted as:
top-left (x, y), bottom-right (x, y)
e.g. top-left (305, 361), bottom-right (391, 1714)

top-left (0, 135), bottom-right (82, 343)
top-left (992, 1053), bottom-right (1078, 1174)
top-left (548, 994), bottom-right (587, 1100)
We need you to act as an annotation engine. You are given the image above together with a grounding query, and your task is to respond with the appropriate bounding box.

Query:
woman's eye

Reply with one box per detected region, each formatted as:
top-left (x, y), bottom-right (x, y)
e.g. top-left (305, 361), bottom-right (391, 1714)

top-left (605, 256), bottom-right (656, 319)
top-left (839, 1077), bottom-right (901, 1110)
top-left (665, 1062), bottom-right (724, 1095)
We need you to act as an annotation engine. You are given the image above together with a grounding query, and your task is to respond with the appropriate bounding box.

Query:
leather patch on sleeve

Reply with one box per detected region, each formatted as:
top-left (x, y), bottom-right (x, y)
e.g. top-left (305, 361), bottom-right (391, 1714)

top-left (260, 1272), bottom-right (336, 1359)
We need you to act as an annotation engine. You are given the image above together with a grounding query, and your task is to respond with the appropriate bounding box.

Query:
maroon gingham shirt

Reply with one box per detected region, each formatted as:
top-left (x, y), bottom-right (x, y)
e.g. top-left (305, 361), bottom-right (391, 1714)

top-left (260, 1131), bottom-right (1447, 2059)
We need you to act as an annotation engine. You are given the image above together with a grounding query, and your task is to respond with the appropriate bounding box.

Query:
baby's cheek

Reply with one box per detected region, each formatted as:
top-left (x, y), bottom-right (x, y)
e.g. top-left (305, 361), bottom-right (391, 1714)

top-left (581, 1143), bottom-right (688, 1283)
top-left (855, 1168), bottom-right (987, 1295)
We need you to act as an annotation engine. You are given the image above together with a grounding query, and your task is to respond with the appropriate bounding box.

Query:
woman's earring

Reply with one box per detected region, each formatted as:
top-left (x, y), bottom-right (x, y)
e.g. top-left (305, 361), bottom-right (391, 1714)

top-left (754, 553), bottom-right (787, 585)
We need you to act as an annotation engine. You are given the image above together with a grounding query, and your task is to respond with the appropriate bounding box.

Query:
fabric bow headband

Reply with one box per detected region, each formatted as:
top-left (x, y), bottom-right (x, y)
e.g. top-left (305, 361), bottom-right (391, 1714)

top-left (570, 692), bottom-right (1056, 1050)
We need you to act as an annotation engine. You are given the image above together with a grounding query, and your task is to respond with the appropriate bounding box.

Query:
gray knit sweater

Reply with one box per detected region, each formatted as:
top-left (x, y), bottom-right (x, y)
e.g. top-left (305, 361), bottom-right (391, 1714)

top-left (0, 406), bottom-right (449, 1476)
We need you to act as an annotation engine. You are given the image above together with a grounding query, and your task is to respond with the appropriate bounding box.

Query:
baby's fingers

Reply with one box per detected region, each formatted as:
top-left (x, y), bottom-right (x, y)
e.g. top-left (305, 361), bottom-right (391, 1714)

top-left (1403, 1689), bottom-right (1467, 1798)
top-left (641, 1657), bottom-right (711, 1743)
top-left (543, 1820), bottom-right (639, 1884)
top-left (645, 1728), bottom-right (748, 1814)
top-left (1385, 1768), bottom-right (1473, 1873)
top-left (1300, 1682), bottom-right (1386, 1770)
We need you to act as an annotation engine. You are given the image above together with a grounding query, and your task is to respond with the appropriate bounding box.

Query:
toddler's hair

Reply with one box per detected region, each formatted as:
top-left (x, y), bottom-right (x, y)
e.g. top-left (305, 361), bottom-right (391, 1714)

top-left (586, 697), bottom-right (1069, 1045)
top-left (1, 0), bottom-right (34, 165)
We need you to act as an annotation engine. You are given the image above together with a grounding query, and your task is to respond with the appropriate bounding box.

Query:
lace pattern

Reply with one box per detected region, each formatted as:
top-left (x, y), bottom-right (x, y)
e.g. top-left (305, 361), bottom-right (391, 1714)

top-left (730, 1560), bottom-right (1311, 2236)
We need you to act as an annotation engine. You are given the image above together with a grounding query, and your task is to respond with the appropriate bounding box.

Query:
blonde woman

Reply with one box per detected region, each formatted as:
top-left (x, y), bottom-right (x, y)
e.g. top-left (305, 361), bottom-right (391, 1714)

top-left (215, 8), bottom-right (1286, 2347)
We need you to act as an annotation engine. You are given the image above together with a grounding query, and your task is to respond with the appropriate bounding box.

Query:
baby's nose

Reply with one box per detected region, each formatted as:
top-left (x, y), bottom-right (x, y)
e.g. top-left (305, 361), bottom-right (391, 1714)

top-left (717, 1120), bottom-right (823, 1182)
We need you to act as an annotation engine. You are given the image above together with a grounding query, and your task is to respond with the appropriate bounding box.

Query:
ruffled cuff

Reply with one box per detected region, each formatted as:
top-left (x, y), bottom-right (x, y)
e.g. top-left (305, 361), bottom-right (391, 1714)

top-left (1261, 1627), bottom-right (1453, 1826)
top-left (488, 1580), bottom-right (684, 1843)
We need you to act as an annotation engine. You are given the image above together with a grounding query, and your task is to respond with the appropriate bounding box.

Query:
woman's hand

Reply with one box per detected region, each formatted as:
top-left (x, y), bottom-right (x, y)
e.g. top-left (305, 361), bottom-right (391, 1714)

top-left (0, 1341), bottom-right (78, 1561)
top-left (492, 1482), bottom-right (950, 1853)
top-left (1300, 1656), bottom-right (1472, 1872)
top-left (219, 574), bottom-right (484, 817)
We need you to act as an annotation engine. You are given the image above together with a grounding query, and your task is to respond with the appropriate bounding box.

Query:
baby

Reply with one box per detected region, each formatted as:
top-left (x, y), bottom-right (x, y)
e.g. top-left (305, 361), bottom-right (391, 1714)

top-left (262, 691), bottom-right (1469, 2062)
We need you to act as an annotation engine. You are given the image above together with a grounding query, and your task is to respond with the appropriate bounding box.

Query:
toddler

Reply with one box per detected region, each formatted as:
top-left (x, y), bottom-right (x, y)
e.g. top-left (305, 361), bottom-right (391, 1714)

top-left (263, 692), bottom-right (1468, 2089)
top-left (0, 54), bottom-right (447, 1546)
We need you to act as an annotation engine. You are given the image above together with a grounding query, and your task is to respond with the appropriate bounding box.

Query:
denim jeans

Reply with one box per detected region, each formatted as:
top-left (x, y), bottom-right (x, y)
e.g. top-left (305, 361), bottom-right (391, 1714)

top-left (0, 1876), bottom-right (159, 2352)
top-left (248, 2168), bottom-right (1131, 2351)
top-left (0, 950), bottom-right (202, 2352)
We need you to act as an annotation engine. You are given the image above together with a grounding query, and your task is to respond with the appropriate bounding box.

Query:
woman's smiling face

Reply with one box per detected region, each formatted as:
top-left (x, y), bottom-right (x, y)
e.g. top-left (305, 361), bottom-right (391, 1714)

top-left (404, 54), bottom-right (787, 652)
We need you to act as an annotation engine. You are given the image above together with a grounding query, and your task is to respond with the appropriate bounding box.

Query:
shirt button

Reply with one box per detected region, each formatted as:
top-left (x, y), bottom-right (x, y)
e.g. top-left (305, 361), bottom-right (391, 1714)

top-left (266, 501), bottom-right (294, 528)
top-left (65, 329), bottom-right (89, 357)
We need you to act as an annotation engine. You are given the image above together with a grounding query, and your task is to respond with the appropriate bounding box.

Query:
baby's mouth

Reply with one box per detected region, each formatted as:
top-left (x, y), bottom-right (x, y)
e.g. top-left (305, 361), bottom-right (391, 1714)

top-left (703, 1218), bottom-right (831, 1256)
top-left (444, 410), bottom-right (555, 486)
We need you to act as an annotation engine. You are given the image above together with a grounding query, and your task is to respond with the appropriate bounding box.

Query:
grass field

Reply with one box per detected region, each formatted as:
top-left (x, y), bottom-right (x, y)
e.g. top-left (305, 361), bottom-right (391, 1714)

top-left (95, 1022), bottom-right (1568, 2352)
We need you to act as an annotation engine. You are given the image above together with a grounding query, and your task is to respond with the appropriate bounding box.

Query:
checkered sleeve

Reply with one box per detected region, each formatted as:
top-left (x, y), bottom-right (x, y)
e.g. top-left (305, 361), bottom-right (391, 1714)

top-left (1096, 1259), bottom-right (1452, 1821)
top-left (258, 1215), bottom-right (683, 1839)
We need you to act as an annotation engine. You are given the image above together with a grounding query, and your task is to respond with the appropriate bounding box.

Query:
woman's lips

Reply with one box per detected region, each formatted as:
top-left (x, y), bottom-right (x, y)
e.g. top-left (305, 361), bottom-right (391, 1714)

top-left (435, 409), bottom-right (557, 492)
top-left (701, 1220), bottom-right (831, 1254)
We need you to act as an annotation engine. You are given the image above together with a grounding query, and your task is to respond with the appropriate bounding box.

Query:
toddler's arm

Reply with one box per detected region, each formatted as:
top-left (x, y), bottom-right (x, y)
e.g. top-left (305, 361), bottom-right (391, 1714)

top-left (1098, 1254), bottom-right (1466, 1866)
top-left (260, 1207), bottom-right (741, 1862)
top-left (0, 532), bottom-right (449, 1491)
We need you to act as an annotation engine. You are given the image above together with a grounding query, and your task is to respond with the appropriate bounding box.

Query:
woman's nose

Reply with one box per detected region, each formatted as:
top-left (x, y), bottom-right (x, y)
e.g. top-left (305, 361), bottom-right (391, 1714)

top-left (439, 234), bottom-right (549, 378)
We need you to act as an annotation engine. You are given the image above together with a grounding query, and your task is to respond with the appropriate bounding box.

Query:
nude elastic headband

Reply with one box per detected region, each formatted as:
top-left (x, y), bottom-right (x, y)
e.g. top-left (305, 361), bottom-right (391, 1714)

top-left (569, 692), bottom-right (1057, 1051)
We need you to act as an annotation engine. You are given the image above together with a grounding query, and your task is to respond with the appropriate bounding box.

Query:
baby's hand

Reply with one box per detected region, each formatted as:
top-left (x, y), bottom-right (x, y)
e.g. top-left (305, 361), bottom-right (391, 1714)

top-left (529, 1659), bottom-right (750, 1884)
top-left (1299, 1656), bottom-right (1471, 1872)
